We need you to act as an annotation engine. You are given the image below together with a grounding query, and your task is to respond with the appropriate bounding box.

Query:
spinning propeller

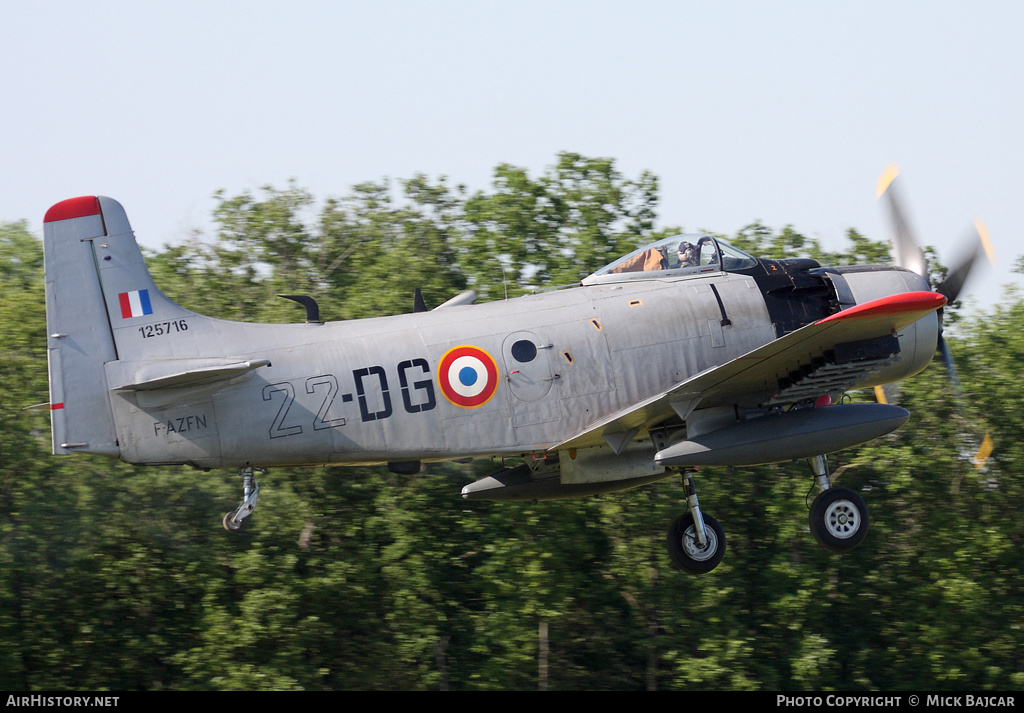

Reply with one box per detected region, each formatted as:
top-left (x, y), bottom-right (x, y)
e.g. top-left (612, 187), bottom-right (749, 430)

top-left (875, 163), bottom-right (996, 470)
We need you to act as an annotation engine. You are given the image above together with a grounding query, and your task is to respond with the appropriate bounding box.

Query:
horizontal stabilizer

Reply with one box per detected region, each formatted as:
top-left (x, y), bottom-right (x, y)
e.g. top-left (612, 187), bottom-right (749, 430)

top-left (108, 358), bottom-right (271, 391)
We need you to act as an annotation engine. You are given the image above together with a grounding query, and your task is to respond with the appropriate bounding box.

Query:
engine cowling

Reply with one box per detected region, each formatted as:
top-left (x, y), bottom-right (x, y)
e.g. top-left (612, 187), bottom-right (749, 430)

top-left (821, 266), bottom-right (940, 386)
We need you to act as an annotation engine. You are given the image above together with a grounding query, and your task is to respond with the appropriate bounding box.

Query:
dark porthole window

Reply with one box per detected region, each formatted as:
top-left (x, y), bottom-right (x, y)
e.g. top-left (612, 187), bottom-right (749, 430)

top-left (511, 339), bottom-right (538, 363)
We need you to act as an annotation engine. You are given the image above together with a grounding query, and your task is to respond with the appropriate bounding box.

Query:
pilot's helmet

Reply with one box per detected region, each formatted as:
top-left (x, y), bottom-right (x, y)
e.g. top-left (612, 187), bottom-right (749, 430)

top-left (677, 241), bottom-right (698, 264)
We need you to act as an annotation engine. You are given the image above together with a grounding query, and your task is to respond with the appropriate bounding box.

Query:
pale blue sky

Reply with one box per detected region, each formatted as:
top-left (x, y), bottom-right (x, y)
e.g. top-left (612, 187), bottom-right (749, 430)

top-left (4, 1), bottom-right (1021, 309)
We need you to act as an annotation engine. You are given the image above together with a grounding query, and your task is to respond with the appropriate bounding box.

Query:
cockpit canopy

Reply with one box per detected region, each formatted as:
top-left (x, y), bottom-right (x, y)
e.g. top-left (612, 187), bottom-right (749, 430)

top-left (581, 235), bottom-right (758, 286)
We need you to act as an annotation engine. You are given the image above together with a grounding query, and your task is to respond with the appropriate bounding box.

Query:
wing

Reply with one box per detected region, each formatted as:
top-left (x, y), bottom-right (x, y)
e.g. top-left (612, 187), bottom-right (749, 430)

top-left (553, 291), bottom-right (946, 452)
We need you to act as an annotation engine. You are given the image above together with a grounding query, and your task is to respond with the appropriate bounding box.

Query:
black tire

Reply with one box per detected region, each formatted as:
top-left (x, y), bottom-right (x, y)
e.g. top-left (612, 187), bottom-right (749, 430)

top-left (667, 512), bottom-right (726, 574)
top-left (809, 487), bottom-right (869, 552)
top-left (222, 511), bottom-right (243, 531)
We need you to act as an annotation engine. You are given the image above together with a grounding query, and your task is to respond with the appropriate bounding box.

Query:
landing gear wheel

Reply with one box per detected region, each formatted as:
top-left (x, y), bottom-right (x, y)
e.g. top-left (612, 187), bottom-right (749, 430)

top-left (667, 512), bottom-right (726, 574)
top-left (809, 487), bottom-right (869, 552)
top-left (222, 465), bottom-right (262, 532)
top-left (222, 511), bottom-right (243, 531)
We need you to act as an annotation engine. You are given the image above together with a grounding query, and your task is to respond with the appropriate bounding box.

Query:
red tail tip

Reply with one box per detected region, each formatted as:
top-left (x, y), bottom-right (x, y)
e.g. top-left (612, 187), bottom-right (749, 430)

top-left (44, 196), bottom-right (101, 223)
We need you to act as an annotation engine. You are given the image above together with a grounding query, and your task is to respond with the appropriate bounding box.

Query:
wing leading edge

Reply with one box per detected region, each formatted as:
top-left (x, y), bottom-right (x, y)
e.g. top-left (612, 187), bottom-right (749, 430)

top-left (553, 291), bottom-right (946, 452)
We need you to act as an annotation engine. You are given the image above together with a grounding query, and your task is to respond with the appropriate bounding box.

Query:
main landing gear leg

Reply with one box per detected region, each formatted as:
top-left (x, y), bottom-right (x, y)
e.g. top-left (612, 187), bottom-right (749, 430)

top-left (666, 472), bottom-right (726, 574)
top-left (806, 455), bottom-right (869, 552)
top-left (223, 465), bottom-right (264, 531)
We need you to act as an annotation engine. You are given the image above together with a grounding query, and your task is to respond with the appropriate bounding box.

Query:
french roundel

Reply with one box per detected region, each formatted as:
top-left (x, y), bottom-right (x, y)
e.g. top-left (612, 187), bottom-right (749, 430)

top-left (437, 345), bottom-right (500, 408)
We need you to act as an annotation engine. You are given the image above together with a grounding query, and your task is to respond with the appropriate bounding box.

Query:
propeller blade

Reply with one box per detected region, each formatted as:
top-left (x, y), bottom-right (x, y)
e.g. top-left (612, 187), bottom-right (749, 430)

top-left (876, 163), bottom-right (928, 280)
top-left (938, 334), bottom-right (963, 393)
top-left (935, 218), bottom-right (996, 304)
top-left (875, 164), bottom-right (995, 471)
top-left (937, 240), bottom-right (980, 305)
top-left (874, 384), bottom-right (900, 406)
top-left (973, 433), bottom-right (994, 472)
top-left (939, 333), bottom-right (994, 472)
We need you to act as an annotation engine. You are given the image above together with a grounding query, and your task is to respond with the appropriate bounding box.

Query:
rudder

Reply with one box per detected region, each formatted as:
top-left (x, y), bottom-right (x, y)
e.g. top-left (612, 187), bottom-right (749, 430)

top-left (44, 197), bottom-right (118, 456)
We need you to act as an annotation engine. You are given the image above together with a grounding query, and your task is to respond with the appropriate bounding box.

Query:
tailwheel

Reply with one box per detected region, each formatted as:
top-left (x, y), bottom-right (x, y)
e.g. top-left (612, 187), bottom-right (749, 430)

top-left (808, 487), bottom-right (869, 552)
top-left (222, 465), bottom-right (263, 532)
top-left (667, 511), bottom-right (726, 574)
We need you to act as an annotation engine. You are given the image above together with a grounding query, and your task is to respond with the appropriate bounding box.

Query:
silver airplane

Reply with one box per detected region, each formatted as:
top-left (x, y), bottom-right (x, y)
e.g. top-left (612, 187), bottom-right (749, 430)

top-left (40, 167), bottom-right (988, 574)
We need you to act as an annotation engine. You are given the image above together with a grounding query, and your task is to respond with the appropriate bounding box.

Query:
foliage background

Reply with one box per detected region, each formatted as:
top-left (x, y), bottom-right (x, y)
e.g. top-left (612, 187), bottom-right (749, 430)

top-left (2, 154), bottom-right (1021, 690)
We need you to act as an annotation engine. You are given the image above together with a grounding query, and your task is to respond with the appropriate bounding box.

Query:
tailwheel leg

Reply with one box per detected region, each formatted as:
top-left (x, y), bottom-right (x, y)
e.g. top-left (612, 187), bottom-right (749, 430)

top-left (223, 465), bottom-right (264, 531)
top-left (806, 456), bottom-right (869, 552)
top-left (666, 472), bottom-right (726, 574)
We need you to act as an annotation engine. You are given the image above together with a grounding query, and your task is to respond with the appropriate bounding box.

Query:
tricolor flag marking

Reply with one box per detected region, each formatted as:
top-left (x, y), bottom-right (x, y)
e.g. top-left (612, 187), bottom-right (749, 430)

top-left (118, 289), bottom-right (153, 319)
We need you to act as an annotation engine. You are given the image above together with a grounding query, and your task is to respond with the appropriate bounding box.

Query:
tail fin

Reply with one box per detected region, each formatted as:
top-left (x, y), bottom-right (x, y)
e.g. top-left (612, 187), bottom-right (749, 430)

top-left (43, 196), bottom-right (195, 456)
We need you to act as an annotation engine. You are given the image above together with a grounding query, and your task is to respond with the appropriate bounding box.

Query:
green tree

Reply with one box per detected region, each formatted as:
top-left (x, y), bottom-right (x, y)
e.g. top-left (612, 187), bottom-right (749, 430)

top-left (461, 152), bottom-right (666, 300)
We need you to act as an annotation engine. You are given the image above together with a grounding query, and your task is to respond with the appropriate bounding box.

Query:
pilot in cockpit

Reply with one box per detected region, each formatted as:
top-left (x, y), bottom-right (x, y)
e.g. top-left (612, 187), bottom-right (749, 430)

top-left (677, 241), bottom-right (699, 268)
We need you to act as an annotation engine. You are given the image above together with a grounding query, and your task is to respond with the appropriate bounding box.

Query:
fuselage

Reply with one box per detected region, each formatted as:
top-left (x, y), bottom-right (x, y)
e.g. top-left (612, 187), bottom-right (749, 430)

top-left (108, 251), bottom-right (935, 470)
